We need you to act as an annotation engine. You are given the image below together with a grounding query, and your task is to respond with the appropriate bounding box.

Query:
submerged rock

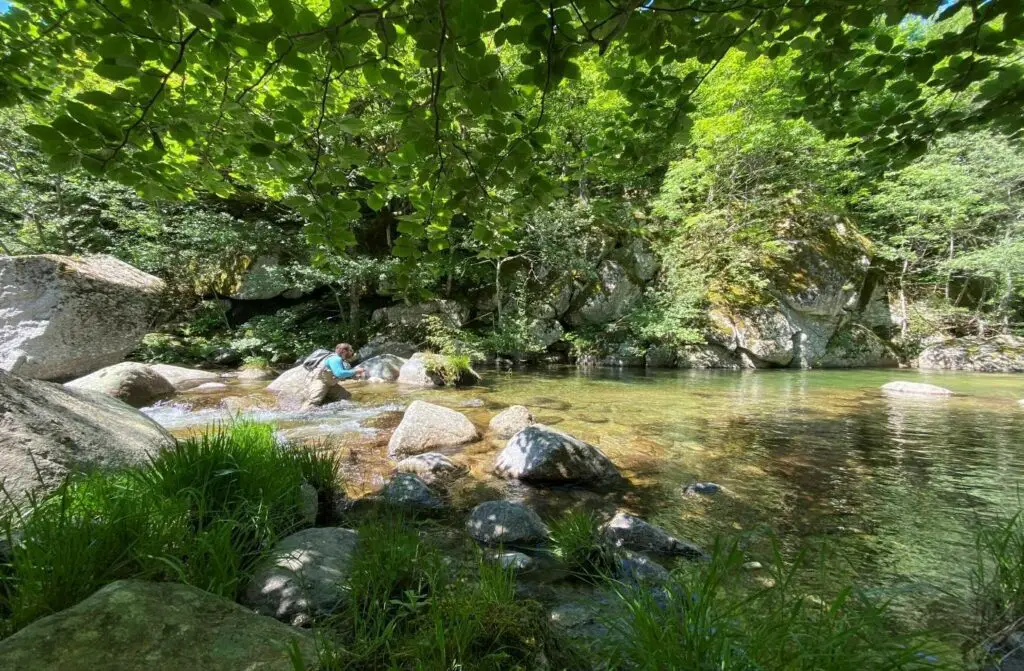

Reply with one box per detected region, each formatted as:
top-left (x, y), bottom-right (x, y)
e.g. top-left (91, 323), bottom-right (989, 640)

top-left (266, 365), bottom-right (351, 407)
top-left (494, 425), bottom-right (621, 484)
top-left (467, 500), bottom-right (549, 546)
top-left (387, 400), bottom-right (479, 458)
top-left (0, 254), bottom-right (165, 380)
top-left (65, 362), bottom-right (175, 408)
top-left (881, 381), bottom-right (954, 396)
top-left (601, 511), bottom-right (707, 559)
top-left (394, 452), bottom-right (467, 485)
top-left (380, 472), bottom-right (445, 510)
top-left (487, 550), bottom-right (537, 573)
top-left (918, 335), bottom-right (1024, 373)
top-left (242, 527), bottom-right (358, 627)
top-left (0, 579), bottom-right (316, 670)
top-left (614, 550), bottom-right (670, 585)
top-left (149, 363), bottom-right (221, 390)
top-left (0, 370), bottom-right (174, 509)
top-left (683, 482), bottom-right (721, 496)
top-left (190, 381), bottom-right (229, 393)
top-left (489, 405), bottom-right (534, 439)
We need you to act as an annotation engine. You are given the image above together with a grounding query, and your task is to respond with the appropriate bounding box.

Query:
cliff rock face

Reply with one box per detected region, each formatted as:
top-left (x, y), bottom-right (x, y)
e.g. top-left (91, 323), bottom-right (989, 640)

top-left (917, 335), bottom-right (1024, 372)
top-left (0, 255), bottom-right (165, 380)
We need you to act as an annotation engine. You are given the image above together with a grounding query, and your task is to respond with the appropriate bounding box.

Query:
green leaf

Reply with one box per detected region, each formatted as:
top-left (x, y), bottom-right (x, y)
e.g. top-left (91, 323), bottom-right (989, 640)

top-left (94, 63), bottom-right (137, 81)
top-left (24, 124), bottom-right (66, 145)
top-left (249, 142), bottom-right (274, 157)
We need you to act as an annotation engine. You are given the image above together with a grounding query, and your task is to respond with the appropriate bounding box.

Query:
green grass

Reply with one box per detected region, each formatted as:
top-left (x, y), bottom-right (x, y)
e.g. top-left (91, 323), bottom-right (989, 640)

top-left (970, 511), bottom-right (1024, 663)
top-left (0, 421), bottom-right (339, 636)
top-left (549, 510), bottom-right (616, 581)
top-left (606, 539), bottom-right (951, 671)
top-left (421, 352), bottom-right (475, 386)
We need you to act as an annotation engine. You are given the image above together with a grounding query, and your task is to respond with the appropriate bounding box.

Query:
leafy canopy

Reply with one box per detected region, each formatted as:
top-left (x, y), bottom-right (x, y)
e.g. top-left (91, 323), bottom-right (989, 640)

top-left (0, 0), bottom-right (1021, 259)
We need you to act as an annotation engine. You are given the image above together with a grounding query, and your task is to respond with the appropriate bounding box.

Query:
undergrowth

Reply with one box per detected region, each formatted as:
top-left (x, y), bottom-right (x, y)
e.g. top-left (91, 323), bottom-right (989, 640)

top-left (0, 421), bottom-right (340, 636)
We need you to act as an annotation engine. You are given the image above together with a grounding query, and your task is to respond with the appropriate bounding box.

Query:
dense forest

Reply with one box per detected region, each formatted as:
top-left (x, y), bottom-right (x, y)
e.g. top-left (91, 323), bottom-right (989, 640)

top-left (1, 0), bottom-right (1022, 368)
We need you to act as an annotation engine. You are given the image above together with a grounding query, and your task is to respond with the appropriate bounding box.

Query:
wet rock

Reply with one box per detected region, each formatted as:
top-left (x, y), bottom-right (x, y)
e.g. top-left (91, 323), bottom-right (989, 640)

top-left (918, 335), bottom-right (1024, 372)
top-left (1, 370), bottom-right (174, 510)
top-left (0, 254), bottom-right (164, 380)
top-left (676, 344), bottom-right (743, 369)
top-left (494, 425), bottom-right (621, 484)
top-left (242, 527), bottom-right (358, 627)
top-left (683, 482), bottom-right (721, 496)
top-left (380, 473), bottom-right (444, 510)
top-left (881, 381), bottom-right (954, 396)
top-left (460, 398), bottom-right (486, 408)
top-left (614, 550), bottom-right (670, 585)
top-left (487, 550), bottom-right (537, 573)
top-left (467, 500), bottom-right (549, 546)
top-left (387, 400), bottom-right (479, 458)
top-left (190, 382), bottom-right (229, 393)
top-left (149, 364), bottom-right (221, 390)
top-left (489, 405), bottom-right (535, 439)
top-left (65, 362), bottom-right (175, 408)
top-left (359, 354), bottom-right (406, 382)
top-left (394, 452), bottom-right (468, 485)
top-left (266, 365), bottom-right (351, 407)
top-left (0, 579), bottom-right (316, 670)
top-left (524, 396), bottom-right (572, 411)
top-left (602, 512), bottom-right (707, 559)
top-left (236, 367), bottom-right (276, 381)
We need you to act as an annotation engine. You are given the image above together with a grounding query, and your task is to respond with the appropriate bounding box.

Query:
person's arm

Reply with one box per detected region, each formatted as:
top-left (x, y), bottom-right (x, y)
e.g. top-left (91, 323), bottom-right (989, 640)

top-left (325, 356), bottom-right (358, 380)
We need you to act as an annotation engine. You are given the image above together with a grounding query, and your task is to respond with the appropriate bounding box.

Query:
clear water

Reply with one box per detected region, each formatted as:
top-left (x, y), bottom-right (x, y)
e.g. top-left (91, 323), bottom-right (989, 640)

top-left (144, 367), bottom-right (1024, 630)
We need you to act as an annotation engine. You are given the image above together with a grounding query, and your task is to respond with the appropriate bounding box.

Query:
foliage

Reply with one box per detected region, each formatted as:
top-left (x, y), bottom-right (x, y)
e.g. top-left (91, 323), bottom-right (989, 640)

top-left (241, 354), bottom-right (272, 370)
top-left (549, 510), bottom-right (615, 581)
top-left (971, 511), bottom-right (1024, 643)
top-left (0, 421), bottom-right (338, 635)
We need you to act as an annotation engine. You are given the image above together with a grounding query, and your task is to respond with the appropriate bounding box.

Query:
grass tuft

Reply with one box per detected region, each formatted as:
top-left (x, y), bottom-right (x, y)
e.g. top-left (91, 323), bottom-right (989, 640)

top-left (549, 510), bottom-right (615, 581)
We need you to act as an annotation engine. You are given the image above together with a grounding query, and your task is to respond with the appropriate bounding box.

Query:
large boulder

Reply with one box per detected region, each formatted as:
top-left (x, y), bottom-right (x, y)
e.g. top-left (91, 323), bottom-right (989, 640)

top-left (65, 362), bottom-right (175, 408)
top-left (489, 405), bottom-right (535, 439)
top-left (467, 500), bottom-right (549, 546)
top-left (242, 527), bottom-right (358, 627)
top-left (149, 364), bottom-right (221, 390)
top-left (881, 381), bottom-right (954, 396)
top-left (229, 255), bottom-right (302, 301)
top-left (396, 353), bottom-right (479, 387)
top-left (387, 400), bottom-right (479, 458)
top-left (0, 254), bottom-right (165, 380)
top-left (602, 511), bottom-right (706, 559)
top-left (568, 260), bottom-right (643, 327)
top-left (918, 335), bottom-right (1024, 373)
top-left (494, 424), bottom-right (622, 484)
top-left (0, 579), bottom-right (315, 671)
top-left (0, 370), bottom-right (174, 509)
top-left (266, 365), bottom-right (351, 407)
top-left (359, 354), bottom-right (406, 382)
top-left (816, 325), bottom-right (897, 368)
top-left (394, 452), bottom-right (467, 485)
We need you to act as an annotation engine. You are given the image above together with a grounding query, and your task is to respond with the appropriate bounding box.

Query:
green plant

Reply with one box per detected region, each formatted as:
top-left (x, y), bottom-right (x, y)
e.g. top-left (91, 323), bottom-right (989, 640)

top-left (421, 352), bottom-right (474, 387)
top-left (971, 512), bottom-right (1024, 643)
top-left (241, 355), bottom-right (272, 370)
top-left (549, 510), bottom-right (616, 581)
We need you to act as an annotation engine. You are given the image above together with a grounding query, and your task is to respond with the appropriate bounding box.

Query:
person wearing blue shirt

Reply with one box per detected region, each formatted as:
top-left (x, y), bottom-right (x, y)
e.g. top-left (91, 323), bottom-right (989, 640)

top-left (303, 343), bottom-right (364, 408)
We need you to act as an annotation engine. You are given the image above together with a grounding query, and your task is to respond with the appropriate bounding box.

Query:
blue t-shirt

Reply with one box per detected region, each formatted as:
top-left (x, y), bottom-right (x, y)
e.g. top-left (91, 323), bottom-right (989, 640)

top-left (323, 354), bottom-right (356, 380)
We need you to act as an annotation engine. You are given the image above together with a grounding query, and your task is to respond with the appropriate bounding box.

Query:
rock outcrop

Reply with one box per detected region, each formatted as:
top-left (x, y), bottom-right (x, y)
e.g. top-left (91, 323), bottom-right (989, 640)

top-left (494, 425), bottom-right (621, 484)
top-left (229, 255), bottom-right (302, 301)
top-left (242, 527), bottom-right (358, 627)
top-left (568, 259), bottom-right (643, 327)
top-left (881, 381), bottom-right (954, 396)
top-left (676, 344), bottom-right (743, 369)
top-left (0, 370), bottom-right (174, 509)
top-left (65, 362), bottom-right (175, 408)
top-left (0, 255), bottom-right (165, 380)
top-left (387, 401), bottom-right (480, 458)
top-left (372, 300), bottom-right (469, 331)
top-left (918, 335), bottom-right (1024, 373)
top-left (149, 364), bottom-right (221, 390)
top-left (467, 500), bottom-right (549, 546)
top-left (0, 579), bottom-right (316, 671)
top-left (266, 365), bottom-right (351, 407)
top-left (601, 511), bottom-right (707, 559)
top-left (489, 405), bottom-right (534, 439)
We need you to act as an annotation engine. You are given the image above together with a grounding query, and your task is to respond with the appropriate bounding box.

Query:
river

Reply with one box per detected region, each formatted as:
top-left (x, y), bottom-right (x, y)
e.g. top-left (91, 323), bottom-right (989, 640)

top-left (143, 366), bottom-right (1024, 632)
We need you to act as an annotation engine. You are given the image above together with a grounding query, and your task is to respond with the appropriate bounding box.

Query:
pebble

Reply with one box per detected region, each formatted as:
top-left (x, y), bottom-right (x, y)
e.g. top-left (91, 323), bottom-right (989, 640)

top-left (683, 482), bottom-right (721, 496)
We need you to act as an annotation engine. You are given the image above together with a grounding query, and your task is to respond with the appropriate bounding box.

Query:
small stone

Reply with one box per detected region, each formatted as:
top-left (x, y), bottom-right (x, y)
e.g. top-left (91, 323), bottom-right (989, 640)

top-left (683, 482), bottom-right (721, 496)
top-left (190, 382), bottom-right (229, 393)
top-left (467, 500), bottom-right (549, 546)
top-left (461, 398), bottom-right (486, 408)
top-left (743, 561), bottom-right (763, 571)
top-left (488, 551), bottom-right (537, 573)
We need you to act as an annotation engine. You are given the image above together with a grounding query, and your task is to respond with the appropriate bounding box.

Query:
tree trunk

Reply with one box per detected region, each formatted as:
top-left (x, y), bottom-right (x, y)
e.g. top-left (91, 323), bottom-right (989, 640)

top-left (899, 259), bottom-right (910, 339)
top-left (944, 233), bottom-right (954, 301)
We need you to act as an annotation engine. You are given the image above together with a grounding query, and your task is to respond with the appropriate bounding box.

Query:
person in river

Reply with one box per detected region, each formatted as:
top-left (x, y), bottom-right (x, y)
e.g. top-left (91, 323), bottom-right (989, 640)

top-left (303, 343), bottom-right (365, 408)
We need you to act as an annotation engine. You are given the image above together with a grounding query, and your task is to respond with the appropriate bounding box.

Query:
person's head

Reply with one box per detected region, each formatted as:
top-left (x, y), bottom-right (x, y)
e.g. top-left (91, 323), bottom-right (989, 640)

top-left (336, 343), bottom-right (354, 361)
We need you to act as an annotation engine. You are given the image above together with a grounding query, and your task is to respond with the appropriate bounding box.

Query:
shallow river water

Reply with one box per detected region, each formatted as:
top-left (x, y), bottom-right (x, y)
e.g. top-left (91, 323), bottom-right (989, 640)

top-left (144, 366), bottom-right (1024, 631)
